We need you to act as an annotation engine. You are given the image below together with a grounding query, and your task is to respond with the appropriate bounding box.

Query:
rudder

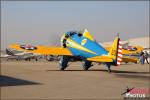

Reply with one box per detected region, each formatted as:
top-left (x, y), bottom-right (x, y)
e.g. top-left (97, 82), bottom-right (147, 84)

top-left (109, 34), bottom-right (123, 66)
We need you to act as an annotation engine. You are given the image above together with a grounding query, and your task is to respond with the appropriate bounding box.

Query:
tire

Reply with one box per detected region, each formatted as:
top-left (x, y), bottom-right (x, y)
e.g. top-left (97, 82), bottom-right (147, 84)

top-left (59, 56), bottom-right (69, 70)
top-left (108, 68), bottom-right (111, 73)
top-left (82, 60), bottom-right (92, 71)
top-left (105, 63), bottom-right (111, 73)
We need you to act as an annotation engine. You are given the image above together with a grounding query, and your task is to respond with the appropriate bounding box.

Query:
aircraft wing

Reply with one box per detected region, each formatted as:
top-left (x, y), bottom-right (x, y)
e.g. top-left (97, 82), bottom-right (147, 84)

top-left (87, 56), bottom-right (113, 62)
top-left (9, 44), bottom-right (72, 56)
top-left (105, 46), bottom-right (143, 54)
top-left (122, 56), bottom-right (139, 63)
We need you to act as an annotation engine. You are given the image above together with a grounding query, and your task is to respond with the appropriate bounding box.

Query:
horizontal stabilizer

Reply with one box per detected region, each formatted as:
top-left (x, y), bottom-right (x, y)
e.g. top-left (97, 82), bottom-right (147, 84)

top-left (87, 56), bottom-right (113, 62)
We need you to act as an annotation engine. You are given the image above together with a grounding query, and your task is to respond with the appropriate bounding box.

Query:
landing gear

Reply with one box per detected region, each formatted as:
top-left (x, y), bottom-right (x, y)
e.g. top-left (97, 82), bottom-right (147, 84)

top-left (59, 56), bottom-right (70, 70)
top-left (82, 60), bottom-right (93, 70)
top-left (105, 63), bottom-right (111, 73)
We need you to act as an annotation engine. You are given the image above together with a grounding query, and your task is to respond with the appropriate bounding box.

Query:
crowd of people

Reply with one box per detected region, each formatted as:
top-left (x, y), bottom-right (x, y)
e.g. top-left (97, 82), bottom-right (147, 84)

top-left (139, 50), bottom-right (149, 65)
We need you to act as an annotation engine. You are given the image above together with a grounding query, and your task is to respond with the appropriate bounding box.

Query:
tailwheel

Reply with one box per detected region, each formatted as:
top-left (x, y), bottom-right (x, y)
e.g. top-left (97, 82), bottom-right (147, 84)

top-left (82, 60), bottom-right (93, 71)
top-left (108, 68), bottom-right (111, 73)
top-left (59, 56), bottom-right (70, 70)
top-left (105, 63), bottom-right (111, 73)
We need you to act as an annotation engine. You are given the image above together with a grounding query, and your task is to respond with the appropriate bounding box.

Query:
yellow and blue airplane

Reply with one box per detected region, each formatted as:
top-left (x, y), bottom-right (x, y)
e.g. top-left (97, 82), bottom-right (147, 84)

top-left (9, 29), bottom-right (138, 72)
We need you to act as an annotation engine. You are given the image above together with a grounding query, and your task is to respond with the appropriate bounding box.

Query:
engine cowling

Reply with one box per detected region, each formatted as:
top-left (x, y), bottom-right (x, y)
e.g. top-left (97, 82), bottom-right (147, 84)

top-left (60, 31), bottom-right (78, 48)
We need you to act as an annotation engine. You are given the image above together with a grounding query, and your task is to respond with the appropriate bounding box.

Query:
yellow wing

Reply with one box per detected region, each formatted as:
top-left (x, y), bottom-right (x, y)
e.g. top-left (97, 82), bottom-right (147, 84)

top-left (122, 56), bottom-right (139, 63)
top-left (9, 44), bottom-right (72, 56)
top-left (87, 56), bottom-right (113, 62)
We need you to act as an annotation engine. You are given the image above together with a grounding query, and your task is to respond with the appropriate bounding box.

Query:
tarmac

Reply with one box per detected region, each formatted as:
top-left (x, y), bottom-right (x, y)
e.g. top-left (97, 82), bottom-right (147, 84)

top-left (0, 60), bottom-right (149, 100)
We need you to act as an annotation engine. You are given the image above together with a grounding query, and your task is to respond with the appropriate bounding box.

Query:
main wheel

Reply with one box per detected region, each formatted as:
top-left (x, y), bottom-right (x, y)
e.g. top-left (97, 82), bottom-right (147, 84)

top-left (82, 60), bottom-right (93, 71)
top-left (59, 56), bottom-right (69, 70)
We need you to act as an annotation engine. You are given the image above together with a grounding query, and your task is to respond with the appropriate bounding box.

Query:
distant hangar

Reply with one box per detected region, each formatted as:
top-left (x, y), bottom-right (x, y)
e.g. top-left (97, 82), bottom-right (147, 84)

top-left (101, 37), bottom-right (149, 49)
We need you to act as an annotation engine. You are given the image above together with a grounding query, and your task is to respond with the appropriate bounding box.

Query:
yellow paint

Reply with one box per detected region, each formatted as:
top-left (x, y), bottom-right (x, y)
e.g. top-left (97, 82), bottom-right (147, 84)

top-left (9, 44), bottom-right (72, 55)
top-left (87, 56), bottom-right (113, 62)
top-left (83, 29), bottom-right (94, 41)
top-left (105, 46), bottom-right (143, 55)
top-left (109, 37), bottom-right (119, 59)
top-left (122, 57), bottom-right (139, 63)
top-left (81, 39), bottom-right (87, 45)
top-left (87, 55), bottom-right (139, 63)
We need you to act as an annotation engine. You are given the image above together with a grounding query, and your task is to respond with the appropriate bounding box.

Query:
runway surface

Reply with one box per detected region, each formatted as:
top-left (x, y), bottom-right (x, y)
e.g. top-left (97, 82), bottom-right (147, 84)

top-left (0, 60), bottom-right (149, 100)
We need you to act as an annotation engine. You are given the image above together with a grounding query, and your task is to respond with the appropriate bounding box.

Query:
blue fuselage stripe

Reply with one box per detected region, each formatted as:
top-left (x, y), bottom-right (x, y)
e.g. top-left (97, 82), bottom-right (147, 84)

top-left (68, 34), bottom-right (108, 58)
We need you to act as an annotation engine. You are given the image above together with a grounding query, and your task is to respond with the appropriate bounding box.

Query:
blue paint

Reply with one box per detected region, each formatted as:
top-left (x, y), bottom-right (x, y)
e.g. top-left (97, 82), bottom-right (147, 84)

top-left (69, 48), bottom-right (96, 58)
top-left (65, 31), bottom-right (109, 58)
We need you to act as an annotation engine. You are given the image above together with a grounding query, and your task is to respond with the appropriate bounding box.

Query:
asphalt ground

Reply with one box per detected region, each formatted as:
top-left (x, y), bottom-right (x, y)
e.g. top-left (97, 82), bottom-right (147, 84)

top-left (0, 60), bottom-right (149, 100)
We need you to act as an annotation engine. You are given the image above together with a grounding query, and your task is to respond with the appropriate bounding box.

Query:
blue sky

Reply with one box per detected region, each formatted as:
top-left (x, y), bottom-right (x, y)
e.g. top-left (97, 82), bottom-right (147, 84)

top-left (1, 1), bottom-right (149, 49)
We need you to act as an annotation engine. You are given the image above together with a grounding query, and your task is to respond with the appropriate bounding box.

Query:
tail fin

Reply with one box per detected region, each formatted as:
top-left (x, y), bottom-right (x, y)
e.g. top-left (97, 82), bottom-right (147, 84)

top-left (109, 33), bottom-right (123, 66)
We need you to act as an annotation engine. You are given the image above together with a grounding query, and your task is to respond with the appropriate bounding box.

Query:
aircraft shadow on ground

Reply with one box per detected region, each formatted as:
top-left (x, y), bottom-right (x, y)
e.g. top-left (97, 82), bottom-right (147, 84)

top-left (114, 73), bottom-right (149, 80)
top-left (112, 70), bottom-right (149, 79)
top-left (46, 69), bottom-right (149, 74)
top-left (0, 75), bottom-right (41, 87)
top-left (46, 69), bottom-right (149, 79)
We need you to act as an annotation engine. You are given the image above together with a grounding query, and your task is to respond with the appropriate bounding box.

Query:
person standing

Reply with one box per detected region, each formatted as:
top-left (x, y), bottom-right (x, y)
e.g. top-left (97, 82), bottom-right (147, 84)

top-left (140, 50), bottom-right (145, 65)
top-left (144, 51), bottom-right (149, 64)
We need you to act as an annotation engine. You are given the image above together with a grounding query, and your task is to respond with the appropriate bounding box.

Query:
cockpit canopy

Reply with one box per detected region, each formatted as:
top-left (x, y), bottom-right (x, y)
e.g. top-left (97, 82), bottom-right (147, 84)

top-left (64, 31), bottom-right (83, 38)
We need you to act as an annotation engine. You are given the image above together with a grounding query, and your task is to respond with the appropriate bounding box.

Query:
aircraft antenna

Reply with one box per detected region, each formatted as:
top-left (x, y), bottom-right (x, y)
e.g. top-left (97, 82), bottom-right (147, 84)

top-left (117, 32), bottom-right (120, 37)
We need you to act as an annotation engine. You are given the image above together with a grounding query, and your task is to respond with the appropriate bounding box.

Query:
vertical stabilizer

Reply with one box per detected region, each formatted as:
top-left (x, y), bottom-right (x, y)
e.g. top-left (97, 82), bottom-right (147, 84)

top-left (109, 33), bottom-right (123, 66)
top-left (83, 29), bottom-right (94, 41)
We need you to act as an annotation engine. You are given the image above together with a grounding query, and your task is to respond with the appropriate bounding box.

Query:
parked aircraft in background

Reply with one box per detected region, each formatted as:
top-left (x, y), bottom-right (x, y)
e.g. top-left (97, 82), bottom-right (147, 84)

top-left (105, 45), bottom-right (143, 55)
top-left (1, 48), bottom-right (41, 61)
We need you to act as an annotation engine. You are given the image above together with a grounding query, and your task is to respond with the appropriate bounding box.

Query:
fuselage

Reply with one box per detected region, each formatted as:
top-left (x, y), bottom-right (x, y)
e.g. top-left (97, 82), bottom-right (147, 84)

top-left (61, 31), bottom-right (108, 58)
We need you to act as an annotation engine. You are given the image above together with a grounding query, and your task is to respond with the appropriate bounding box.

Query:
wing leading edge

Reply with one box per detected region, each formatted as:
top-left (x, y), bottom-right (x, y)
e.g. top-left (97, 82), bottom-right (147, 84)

top-left (9, 44), bottom-right (72, 56)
